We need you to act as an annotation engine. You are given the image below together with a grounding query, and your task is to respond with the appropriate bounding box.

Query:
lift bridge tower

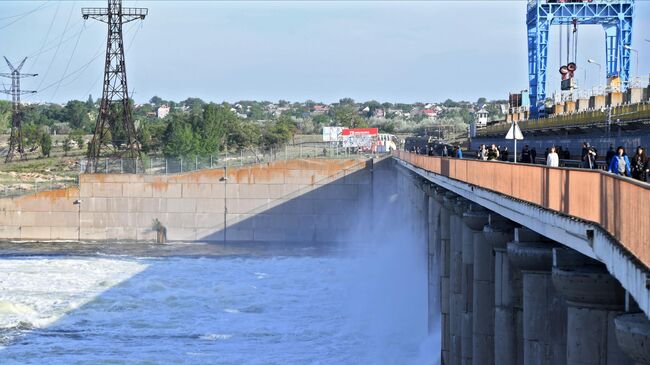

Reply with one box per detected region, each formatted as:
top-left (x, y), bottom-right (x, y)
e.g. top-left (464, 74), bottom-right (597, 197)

top-left (527, 0), bottom-right (634, 118)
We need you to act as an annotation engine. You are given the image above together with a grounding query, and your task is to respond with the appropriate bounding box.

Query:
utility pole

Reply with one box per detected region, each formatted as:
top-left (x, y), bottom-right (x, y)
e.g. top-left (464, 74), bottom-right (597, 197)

top-left (1, 57), bottom-right (37, 163)
top-left (82, 0), bottom-right (147, 172)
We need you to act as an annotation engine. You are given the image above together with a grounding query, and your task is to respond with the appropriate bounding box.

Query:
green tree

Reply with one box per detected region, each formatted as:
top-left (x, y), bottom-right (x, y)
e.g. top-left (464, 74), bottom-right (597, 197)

top-left (62, 137), bottom-right (72, 156)
top-left (162, 116), bottom-right (197, 157)
top-left (149, 96), bottom-right (164, 106)
top-left (86, 94), bottom-right (95, 109)
top-left (64, 100), bottom-right (90, 129)
top-left (22, 124), bottom-right (43, 151)
top-left (262, 114), bottom-right (296, 149)
top-left (70, 129), bottom-right (85, 150)
top-left (200, 103), bottom-right (240, 154)
top-left (333, 105), bottom-right (366, 128)
top-left (40, 132), bottom-right (52, 157)
top-left (339, 98), bottom-right (355, 106)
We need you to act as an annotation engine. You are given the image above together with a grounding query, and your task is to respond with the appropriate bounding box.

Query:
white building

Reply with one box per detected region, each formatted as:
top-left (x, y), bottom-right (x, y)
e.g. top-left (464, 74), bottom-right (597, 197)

top-left (157, 104), bottom-right (170, 119)
top-left (475, 107), bottom-right (489, 128)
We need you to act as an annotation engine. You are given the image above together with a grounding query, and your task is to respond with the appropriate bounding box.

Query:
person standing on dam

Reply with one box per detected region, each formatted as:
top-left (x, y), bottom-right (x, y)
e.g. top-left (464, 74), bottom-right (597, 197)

top-left (608, 146), bottom-right (631, 177)
top-left (631, 146), bottom-right (649, 182)
top-left (546, 146), bottom-right (559, 167)
top-left (487, 144), bottom-right (500, 161)
top-left (520, 145), bottom-right (532, 163)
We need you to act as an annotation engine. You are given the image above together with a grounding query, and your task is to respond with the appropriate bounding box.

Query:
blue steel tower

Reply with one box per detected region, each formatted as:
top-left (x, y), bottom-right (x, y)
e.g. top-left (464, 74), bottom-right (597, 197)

top-left (527, 0), bottom-right (634, 118)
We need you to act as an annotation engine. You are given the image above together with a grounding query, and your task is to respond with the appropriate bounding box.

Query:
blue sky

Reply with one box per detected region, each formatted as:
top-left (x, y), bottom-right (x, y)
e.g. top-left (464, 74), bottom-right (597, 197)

top-left (0, 1), bottom-right (648, 104)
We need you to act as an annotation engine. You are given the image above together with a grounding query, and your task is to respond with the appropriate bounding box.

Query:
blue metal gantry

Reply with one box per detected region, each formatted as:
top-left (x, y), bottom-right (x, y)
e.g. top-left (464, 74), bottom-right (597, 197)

top-left (527, 0), bottom-right (634, 118)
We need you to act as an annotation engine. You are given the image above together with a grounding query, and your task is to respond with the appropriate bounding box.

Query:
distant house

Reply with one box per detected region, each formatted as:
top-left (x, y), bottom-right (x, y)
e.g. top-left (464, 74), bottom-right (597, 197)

top-left (388, 108), bottom-right (403, 117)
top-left (157, 105), bottom-right (170, 119)
top-left (422, 109), bottom-right (438, 118)
top-left (372, 108), bottom-right (385, 118)
top-left (311, 104), bottom-right (330, 115)
top-left (475, 107), bottom-right (489, 128)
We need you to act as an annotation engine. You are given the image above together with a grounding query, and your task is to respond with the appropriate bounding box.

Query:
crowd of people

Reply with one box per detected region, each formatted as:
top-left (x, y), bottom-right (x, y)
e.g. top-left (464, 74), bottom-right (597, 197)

top-left (414, 142), bottom-right (650, 183)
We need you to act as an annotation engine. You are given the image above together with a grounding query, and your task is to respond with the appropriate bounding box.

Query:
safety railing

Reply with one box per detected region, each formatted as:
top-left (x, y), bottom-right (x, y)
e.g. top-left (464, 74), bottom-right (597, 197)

top-left (79, 145), bottom-right (378, 174)
top-left (394, 150), bottom-right (650, 270)
top-left (479, 102), bottom-right (650, 136)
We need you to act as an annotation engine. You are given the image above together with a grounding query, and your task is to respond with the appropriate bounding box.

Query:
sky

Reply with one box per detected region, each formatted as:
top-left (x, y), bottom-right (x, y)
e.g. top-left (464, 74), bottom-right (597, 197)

top-left (0, 0), bottom-right (648, 105)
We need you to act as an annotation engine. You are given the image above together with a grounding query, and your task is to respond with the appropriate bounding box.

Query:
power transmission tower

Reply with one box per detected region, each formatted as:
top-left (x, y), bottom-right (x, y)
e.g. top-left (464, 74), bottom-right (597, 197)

top-left (82, 0), bottom-right (147, 171)
top-left (1, 57), bottom-right (37, 163)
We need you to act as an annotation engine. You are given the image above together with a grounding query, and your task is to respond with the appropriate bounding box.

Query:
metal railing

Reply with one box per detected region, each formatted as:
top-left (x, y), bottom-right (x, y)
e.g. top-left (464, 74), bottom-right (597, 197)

top-left (79, 144), bottom-right (378, 175)
top-left (480, 102), bottom-right (650, 136)
top-left (395, 150), bottom-right (650, 270)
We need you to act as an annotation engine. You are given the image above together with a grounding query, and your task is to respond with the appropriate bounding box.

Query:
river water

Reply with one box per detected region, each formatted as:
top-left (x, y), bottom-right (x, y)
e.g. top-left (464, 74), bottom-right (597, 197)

top-left (0, 242), bottom-right (434, 364)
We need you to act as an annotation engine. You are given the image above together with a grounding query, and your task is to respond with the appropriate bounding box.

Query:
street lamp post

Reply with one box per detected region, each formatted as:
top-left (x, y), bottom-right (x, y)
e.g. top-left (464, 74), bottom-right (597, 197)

top-left (587, 59), bottom-right (602, 92)
top-left (73, 200), bottom-right (82, 241)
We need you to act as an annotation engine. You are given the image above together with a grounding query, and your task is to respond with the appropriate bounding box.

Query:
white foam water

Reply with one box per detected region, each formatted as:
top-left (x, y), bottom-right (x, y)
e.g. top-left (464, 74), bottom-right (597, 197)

top-left (0, 253), bottom-right (432, 364)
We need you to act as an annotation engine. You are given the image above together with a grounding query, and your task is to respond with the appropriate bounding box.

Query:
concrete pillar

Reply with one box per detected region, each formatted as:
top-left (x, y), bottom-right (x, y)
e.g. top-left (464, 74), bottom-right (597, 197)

top-left (590, 95), bottom-right (606, 110)
top-left (448, 196), bottom-right (468, 365)
top-left (484, 214), bottom-right (518, 365)
top-left (615, 312), bottom-right (650, 365)
top-left (458, 202), bottom-right (477, 365)
top-left (428, 190), bottom-right (442, 335)
top-left (607, 92), bottom-right (623, 107)
top-left (508, 228), bottom-right (566, 365)
top-left (552, 248), bottom-right (631, 365)
top-left (463, 208), bottom-right (491, 365)
top-left (440, 192), bottom-right (457, 365)
top-left (577, 98), bottom-right (590, 112)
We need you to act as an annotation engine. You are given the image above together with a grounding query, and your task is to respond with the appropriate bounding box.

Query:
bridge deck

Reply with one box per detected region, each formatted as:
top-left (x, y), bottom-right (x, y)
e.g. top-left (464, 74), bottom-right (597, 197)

top-left (395, 150), bottom-right (650, 270)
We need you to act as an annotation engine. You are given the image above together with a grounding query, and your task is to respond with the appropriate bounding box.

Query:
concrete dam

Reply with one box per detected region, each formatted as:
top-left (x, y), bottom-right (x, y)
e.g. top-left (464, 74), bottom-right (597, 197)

top-left (1, 155), bottom-right (650, 364)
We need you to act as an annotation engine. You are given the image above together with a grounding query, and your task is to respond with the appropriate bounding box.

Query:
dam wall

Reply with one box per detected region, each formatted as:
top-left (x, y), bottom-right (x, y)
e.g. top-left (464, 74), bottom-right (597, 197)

top-left (0, 159), bottom-right (374, 243)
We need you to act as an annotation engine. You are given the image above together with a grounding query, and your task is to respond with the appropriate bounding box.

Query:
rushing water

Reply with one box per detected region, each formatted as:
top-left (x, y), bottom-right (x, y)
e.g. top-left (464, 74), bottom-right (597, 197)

top-left (0, 242), bottom-right (433, 365)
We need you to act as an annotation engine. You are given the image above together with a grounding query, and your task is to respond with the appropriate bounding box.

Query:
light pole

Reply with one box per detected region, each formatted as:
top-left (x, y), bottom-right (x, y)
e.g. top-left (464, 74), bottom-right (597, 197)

top-left (73, 200), bottom-right (82, 241)
top-left (623, 45), bottom-right (639, 86)
top-left (587, 59), bottom-right (602, 92)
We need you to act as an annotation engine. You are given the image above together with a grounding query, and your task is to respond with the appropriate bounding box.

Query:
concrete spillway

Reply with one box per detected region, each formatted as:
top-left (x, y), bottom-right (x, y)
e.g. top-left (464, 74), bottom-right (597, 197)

top-left (2, 155), bottom-right (650, 364)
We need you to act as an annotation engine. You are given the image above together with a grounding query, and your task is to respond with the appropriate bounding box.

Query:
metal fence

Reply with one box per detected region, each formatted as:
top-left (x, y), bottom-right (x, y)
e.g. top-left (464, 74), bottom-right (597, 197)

top-left (0, 144), bottom-right (386, 198)
top-left (79, 144), bottom-right (379, 174)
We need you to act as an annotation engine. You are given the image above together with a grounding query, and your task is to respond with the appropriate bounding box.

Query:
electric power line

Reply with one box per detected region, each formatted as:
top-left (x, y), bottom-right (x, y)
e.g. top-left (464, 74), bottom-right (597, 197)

top-left (0, 1), bottom-right (50, 28)
top-left (36, 1), bottom-right (77, 92)
top-left (28, 1), bottom-right (62, 72)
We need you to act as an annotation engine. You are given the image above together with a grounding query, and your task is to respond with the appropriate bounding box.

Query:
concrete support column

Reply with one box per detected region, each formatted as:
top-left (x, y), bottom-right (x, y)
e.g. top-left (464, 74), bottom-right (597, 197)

top-left (508, 228), bottom-right (566, 365)
top-left (615, 312), bottom-right (650, 365)
top-left (427, 188), bottom-right (442, 334)
top-left (463, 208), bottom-right (490, 365)
top-left (448, 195), bottom-right (467, 365)
top-left (552, 248), bottom-right (631, 365)
top-left (440, 192), bottom-right (455, 365)
top-left (482, 214), bottom-right (516, 365)
top-left (458, 202), bottom-right (476, 365)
